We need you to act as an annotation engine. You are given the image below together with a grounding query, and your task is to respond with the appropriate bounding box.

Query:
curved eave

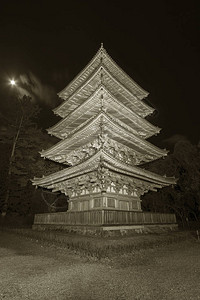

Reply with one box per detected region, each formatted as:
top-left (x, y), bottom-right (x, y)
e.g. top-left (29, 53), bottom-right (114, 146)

top-left (102, 48), bottom-right (149, 99)
top-left (54, 66), bottom-right (153, 119)
top-left (57, 46), bottom-right (149, 101)
top-left (33, 151), bottom-right (102, 187)
top-left (32, 150), bottom-right (176, 189)
top-left (102, 151), bottom-right (176, 186)
top-left (48, 86), bottom-right (160, 139)
top-left (48, 111), bottom-right (160, 141)
top-left (42, 112), bottom-right (167, 160)
top-left (57, 47), bottom-right (102, 98)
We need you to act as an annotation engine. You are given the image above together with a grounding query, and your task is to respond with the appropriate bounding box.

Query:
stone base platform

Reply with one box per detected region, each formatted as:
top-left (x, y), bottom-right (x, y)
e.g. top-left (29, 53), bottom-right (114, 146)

top-left (32, 210), bottom-right (178, 236)
top-left (32, 224), bottom-right (178, 236)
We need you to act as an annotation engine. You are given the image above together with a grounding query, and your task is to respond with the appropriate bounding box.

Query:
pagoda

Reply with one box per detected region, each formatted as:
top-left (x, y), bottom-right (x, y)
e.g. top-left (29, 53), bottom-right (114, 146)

top-left (32, 45), bottom-right (177, 234)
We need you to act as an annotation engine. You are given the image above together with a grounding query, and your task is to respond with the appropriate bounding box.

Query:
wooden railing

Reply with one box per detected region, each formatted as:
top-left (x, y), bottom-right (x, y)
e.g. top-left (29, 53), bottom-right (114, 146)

top-left (34, 210), bottom-right (176, 226)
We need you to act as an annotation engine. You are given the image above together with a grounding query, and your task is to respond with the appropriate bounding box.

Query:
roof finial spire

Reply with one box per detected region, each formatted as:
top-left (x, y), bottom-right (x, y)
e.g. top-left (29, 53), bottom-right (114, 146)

top-left (101, 42), bottom-right (104, 49)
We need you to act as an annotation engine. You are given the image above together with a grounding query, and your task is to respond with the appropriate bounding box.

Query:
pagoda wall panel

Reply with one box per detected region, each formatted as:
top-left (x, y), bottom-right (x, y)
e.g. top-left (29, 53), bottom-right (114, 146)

top-left (67, 192), bottom-right (142, 212)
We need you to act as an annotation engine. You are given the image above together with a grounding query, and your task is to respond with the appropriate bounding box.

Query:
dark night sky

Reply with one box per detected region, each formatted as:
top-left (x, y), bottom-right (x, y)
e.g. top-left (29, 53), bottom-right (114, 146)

top-left (0, 0), bottom-right (199, 149)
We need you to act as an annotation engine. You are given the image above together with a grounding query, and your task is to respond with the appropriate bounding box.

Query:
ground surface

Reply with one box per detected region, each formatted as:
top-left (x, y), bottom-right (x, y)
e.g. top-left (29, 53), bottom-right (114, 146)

top-left (0, 231), bottom-right (199, 300)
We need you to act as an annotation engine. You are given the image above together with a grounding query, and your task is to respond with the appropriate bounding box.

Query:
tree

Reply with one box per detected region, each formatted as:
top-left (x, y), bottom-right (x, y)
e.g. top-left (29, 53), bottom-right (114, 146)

top-left (142, 139), bottom-right (200, 226)
top-left (0, 96), bottom-right (38, 215)
top-left (0, 95), bottom-right (62, 216)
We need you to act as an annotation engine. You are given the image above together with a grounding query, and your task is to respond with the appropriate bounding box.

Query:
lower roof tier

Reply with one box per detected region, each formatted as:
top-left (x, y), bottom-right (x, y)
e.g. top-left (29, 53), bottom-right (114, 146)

top-left (32, 150), bottom-right (176, 195)
top-left (33, 169), bottom-right (170, 199)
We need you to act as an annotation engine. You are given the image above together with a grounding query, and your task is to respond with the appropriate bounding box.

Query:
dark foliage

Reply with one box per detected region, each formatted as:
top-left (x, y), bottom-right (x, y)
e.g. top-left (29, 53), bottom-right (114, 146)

top-left (0, 96), bottom-right (63, 216)
top-left (142, 139), bottom-right (200, 226)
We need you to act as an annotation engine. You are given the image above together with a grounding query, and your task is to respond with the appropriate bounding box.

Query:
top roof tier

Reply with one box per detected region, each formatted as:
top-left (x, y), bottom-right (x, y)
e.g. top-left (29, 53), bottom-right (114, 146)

top-left (55, 45), bottom-right (152, 117)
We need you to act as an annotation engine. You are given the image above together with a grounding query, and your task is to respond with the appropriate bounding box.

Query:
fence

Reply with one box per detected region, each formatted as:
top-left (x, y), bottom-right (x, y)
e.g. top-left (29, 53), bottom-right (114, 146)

top-left (34, 210), bottom-right (176, 226)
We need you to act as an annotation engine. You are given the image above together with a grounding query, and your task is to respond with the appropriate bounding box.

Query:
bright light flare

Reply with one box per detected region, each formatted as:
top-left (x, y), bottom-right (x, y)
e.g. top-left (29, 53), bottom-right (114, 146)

top-left (10, 79), bottom-right (16, 86)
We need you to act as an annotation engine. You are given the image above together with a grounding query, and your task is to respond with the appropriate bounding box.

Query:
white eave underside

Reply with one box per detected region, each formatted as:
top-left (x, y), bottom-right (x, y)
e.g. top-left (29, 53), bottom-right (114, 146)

top-left (55, 65), bottom-right (153, 118)
top-left (33, 150), bottom-right (175, 188)
top-left (42, 111), bottom-right (167, 159)
top-left (58, 47), bottom-right (148, 100)
top-left (48, 86), bottom-right (160, 140)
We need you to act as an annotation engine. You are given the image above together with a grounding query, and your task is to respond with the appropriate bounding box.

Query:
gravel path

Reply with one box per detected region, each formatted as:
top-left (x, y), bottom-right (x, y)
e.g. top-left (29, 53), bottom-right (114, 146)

top-left (0, 231), bottom-right (200, 300)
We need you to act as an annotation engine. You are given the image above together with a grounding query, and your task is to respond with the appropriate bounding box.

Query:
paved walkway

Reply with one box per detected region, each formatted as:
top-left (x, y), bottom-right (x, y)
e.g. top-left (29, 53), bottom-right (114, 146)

top-left (0, 231), bottom-right (200, 300)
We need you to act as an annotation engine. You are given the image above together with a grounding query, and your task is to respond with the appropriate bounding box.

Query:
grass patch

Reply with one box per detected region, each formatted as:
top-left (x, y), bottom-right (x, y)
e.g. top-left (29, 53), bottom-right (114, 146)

top-left (0, 227), bottom-right (196, 259)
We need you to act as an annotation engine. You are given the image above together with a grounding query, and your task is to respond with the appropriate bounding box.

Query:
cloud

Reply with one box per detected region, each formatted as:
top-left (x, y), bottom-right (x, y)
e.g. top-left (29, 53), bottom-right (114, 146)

top-left (18, 73), bottom-right (58, 108)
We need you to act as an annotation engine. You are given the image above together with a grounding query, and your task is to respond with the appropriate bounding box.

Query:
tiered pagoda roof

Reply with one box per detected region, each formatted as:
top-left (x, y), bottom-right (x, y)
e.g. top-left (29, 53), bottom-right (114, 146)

top-left (32, 45), bottom-right (176, 198)
top-left (42, 111), bottom-right (167, 165)
top-left (49, 86), bottom-right (160, 139)
top-left (33, 149), bottom-right (175, 190)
